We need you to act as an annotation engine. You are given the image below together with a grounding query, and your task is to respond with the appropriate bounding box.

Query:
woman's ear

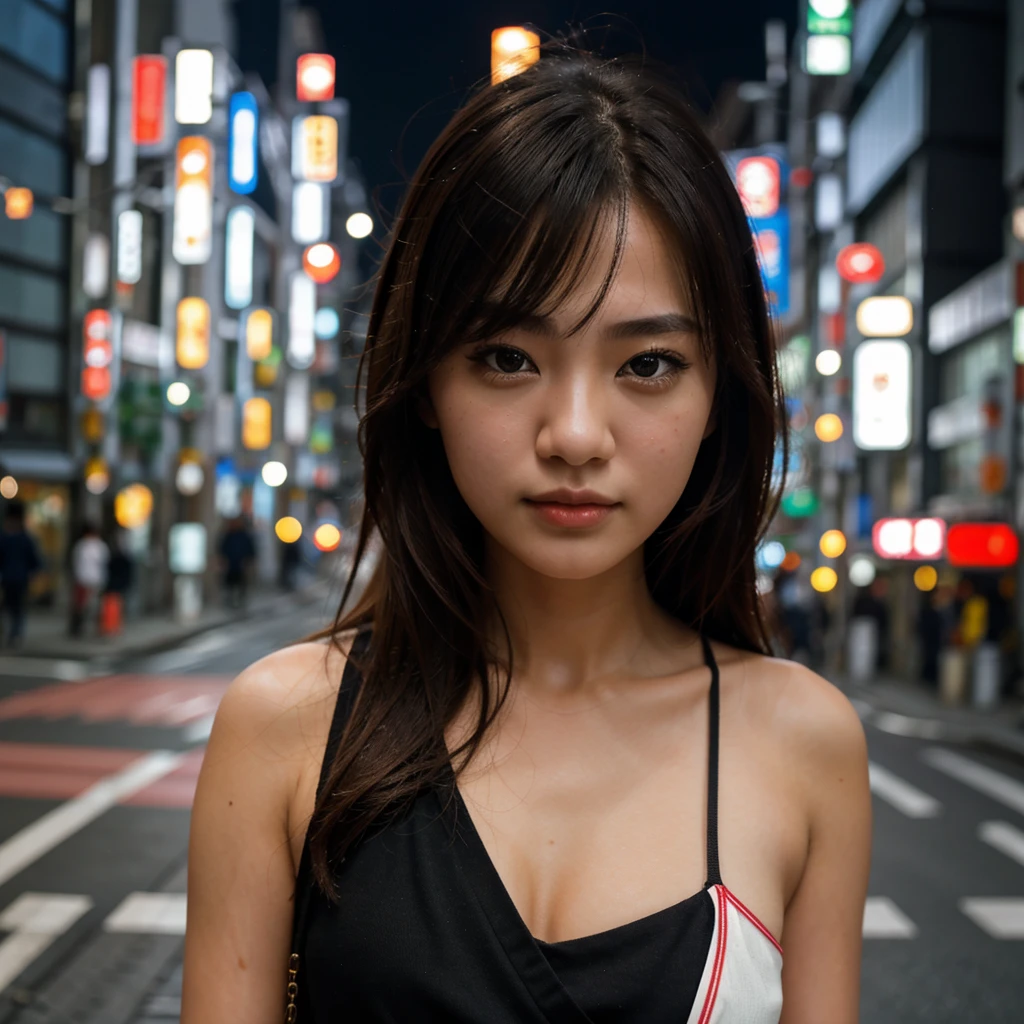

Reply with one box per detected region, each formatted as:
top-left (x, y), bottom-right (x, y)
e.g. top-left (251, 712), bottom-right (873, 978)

top-left (417, 393), bottom-right (439, 429)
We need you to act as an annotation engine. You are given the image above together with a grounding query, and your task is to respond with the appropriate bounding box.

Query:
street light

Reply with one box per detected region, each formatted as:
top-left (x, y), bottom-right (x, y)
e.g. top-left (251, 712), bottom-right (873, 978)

top-left (4, 187), bottom-right (33, 220)
top-left (491, 27), bottom-right (540, 85)
top-left (815, 349), bottom-right (841, 376)
top-left (261, 461), bottom-right (288, 487)
top-left (346, 212), bottom-right (373, 238)
top-left (166, 381), bottom-right (191, 406)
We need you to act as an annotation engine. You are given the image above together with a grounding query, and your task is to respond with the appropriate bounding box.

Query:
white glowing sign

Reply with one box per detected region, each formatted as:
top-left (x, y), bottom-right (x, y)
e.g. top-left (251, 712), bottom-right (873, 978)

top-left (284, 373), bottom-right (311, 445)
top-left (175, 49), bottom-right (214, 125)
top-left (85, 64), bottom-right (111, 165)
top-left (292, 181), bottom-right (327, 244)
top-left (116, 209), bottom-right (143, 285)
top-left (224, 206), bottom-right (255, 310)
top-left (288, 273), bottom-right (316, 369)
top-left (852, 339), bottom-right (911, 450)
top-left (82, 232), bottom-right (110, 298)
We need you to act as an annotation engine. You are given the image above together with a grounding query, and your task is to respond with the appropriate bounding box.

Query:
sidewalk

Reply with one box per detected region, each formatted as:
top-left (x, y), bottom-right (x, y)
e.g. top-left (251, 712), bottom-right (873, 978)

top-left (2, 578), bottom-right (334, 668)
top-left (841, 672), bottom-right (1024, 761)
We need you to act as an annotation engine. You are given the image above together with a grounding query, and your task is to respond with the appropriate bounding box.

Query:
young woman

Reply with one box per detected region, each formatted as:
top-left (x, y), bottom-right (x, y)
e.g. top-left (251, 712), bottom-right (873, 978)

top-left (182, 48), bottom-right (871, 1024)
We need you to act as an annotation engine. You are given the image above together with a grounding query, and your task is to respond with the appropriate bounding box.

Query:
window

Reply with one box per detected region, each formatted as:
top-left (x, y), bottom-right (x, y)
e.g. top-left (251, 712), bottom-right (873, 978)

top-left (0, 206), bottom-right (66, 269)
top-left (0, 1), bottom-right (68, 85)
top-left (6, 333), bottom-right (64, 394)
top-left (0, 264), bottom-right (65, 332)
top-left (0, 118), bottom-right (67, 196)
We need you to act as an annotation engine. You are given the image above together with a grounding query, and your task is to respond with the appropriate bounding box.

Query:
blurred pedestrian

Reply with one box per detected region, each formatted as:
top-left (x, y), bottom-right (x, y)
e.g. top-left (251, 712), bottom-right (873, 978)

top-left (101, 530), bottom-right (135, 635)
top-left (69, 523), bottom-right (109, 637)
top-left (0, 502), bottom-right (42, 648)
top-left (219, 516), bottom-right (256, 609)
top-left (279, 536), bottom-right (301, 592)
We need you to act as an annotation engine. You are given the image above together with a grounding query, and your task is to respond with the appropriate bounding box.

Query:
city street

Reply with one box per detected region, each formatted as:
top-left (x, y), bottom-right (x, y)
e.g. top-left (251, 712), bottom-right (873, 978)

top-left (0, 616), bottom-right (1021, 1022)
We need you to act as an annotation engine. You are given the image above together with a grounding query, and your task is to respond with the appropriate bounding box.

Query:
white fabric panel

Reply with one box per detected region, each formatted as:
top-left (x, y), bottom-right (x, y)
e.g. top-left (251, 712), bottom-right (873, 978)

top-left (685, 885), bottom-right (783, 1024)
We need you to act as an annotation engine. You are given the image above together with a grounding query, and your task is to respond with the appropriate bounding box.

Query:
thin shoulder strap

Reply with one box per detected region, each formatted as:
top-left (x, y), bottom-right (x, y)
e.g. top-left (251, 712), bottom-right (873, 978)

top-left (700, 633), bottom-right (723, 888)
top-left (290, 628), bottom-right (373, 948)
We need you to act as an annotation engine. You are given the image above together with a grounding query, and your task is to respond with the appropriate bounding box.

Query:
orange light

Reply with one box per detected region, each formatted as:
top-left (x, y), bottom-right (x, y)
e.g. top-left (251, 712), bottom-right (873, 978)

top-left (819, 529), bottom-right (847, 558)
top-left (174, 137), bottom-right (214, 264)
top-left (114, 483), bottom-right (154, 529)
top-left (814, 413), bottom-right (843, 442)
top-left (176, 297), bottom-right (210, 369)
top-left (780, 550), bottom-right (802, 572)
top-left (313, 523), bottom-right (341, 552)
top-left (302, 242), bottom-right (341, 284)
top-left (297, 53), bottom-right (335, 102)
top-left (913, 566), bottom-right (938, 591)
top-left (246, 308), bottom-right (273, 361)
top-left (5, 187), bottom-right (33, 220)
top-left (491, 27), bottom-right (540, 85)
top-left (82, 309), bottom-right (114, 401)
top-left (810, 566), bottom-right (838, 593)
top-left (275, 516), bottom-right (303, 543)
top-left (242, 397), bottom-right (272, 450)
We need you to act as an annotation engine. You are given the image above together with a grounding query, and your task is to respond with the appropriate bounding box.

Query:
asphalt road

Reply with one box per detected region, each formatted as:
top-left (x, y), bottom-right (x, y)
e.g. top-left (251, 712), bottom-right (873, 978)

top-left (0, 604), bottom-right (1021, 1023)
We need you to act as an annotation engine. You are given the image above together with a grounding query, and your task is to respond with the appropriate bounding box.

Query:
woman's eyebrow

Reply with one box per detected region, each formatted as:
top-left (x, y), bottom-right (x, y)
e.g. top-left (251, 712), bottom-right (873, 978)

top-left (604, 313), bottom-right (699, 339)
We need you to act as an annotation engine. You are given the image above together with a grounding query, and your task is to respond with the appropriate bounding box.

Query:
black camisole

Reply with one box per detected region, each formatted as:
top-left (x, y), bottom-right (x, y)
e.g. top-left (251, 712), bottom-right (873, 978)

top-left (289, 629), bottom-right (725, 1023)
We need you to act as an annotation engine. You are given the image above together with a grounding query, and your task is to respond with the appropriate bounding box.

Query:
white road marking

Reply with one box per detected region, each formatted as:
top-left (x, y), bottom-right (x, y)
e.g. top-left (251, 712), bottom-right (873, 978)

top-left (0, 893), bottom-right (93, 990)
top-left (979, 821), bottom-right (1024, 868)
top-left (960, 897), bottom-right (1024, 938)
top-left (873, 711), bottom-right (945, 740)
top-left (182, 713), bottom-right (215, 744)
top-left (868, 763), bottom-right (942, 818)
top-left (863, 897), bottom-right (917, 938)
top-left (922, 748), bottom-right (1024, 817)
top-left (104, 893), bottom-right (187, 935)
top-left (0, 751), bottom-right (182, 888)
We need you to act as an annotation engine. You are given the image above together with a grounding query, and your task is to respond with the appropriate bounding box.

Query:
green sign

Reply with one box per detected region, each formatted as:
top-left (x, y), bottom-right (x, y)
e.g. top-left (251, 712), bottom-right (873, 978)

top-left (781, 487), bottom-right (819, 518)
top-left (808, 0), bottom-right (853, 35)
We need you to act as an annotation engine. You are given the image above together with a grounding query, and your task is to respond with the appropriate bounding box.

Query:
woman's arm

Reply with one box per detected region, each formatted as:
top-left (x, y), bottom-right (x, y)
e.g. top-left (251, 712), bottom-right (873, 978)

top-left (181, 645), bottom-right (333, 1024)
top-left (778, 670), bottom-right (872, 1024)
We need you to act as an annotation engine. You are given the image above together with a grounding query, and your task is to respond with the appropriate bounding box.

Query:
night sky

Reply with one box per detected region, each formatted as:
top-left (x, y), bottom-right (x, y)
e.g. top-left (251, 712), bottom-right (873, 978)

top-left (237, 1), bottom-right (797, 230)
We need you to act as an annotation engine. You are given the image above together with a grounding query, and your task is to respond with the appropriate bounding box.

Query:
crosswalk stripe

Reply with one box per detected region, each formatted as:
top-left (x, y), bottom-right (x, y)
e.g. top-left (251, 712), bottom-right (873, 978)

top-left (978, 821), bottom-right (1024, 868)
top-left (922, 748), bottom-right (1024, 817)
top-left (0, 751), bottom-right (181, 887)
top-left (868, 762), bottom-right (941, 818)
top-left (104, 893), bottom-right (187, 935)
top-left (960, 898), bottom-right (1024, 938)
top-left (863, 897), bottom-right (917, 938)
top-left (0, 894), bottom-right (93, 990)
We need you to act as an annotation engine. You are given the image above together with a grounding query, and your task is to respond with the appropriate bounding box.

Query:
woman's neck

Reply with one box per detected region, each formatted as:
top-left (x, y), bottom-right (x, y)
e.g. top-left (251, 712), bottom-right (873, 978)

top-left (483, 540), bottom-right (692, 696)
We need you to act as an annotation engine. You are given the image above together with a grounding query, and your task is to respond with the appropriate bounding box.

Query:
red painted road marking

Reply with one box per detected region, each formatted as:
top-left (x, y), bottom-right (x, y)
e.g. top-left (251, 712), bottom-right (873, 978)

top-left (0, 675), bottom-right (231, 727)
top-left (0, 742), bottom-right (205, 807)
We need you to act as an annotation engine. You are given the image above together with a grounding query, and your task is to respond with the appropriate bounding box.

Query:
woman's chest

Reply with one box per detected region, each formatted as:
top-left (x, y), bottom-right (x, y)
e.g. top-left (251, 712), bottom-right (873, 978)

top-left (451, 693), bottom-right (805, 946)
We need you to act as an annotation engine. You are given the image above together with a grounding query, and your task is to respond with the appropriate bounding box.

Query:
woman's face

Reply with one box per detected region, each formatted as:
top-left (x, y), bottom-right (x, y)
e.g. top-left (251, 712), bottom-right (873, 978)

top-left (425, 202), bottom-right (717, 582)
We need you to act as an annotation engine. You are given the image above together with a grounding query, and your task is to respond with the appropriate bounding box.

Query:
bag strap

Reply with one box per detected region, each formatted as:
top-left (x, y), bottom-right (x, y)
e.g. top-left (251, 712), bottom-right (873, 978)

top-left (285, 627), bottom-right (372, 1022)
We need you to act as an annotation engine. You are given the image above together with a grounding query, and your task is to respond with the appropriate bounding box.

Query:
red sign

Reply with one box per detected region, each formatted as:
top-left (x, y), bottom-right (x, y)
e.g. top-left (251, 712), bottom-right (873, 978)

top-left (947, 523), bottom-right (1019, 568)
top-left (735, 156), bottom-right (780, 218)
top-left (836, 243), bottom-right (885, 284)
top-left (296, 54), bottom-right (336, 102)
top-left (82, 310), bottom-right (113, 401)
top-left (132, 56), bottom-right (167, 145)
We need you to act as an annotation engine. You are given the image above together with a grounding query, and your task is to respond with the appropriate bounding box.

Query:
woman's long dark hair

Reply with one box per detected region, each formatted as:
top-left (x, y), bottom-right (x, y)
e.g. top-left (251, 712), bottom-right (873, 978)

top-left (308, 47), bottom-right (787, 894)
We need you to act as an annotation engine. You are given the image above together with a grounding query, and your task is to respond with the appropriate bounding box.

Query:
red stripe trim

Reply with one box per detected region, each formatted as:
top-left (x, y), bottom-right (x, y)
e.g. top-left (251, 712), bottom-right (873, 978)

top-left (723, 886), bottom-right (783, 957)
top-left (698, 886), bottom-right (728, 1024)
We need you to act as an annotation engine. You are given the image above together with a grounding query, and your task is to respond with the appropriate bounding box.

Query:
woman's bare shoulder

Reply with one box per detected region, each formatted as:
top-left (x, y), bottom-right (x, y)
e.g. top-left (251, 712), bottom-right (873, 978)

top-left (716, 643), bottom-right (867, 766)
top-left (209, 632), bottom-right (358, 765)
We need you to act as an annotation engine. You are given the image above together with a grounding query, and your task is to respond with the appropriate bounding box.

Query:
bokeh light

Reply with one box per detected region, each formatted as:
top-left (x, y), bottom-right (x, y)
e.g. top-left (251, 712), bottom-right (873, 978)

top-left (814, 413), bottom-right (843, 442)
top-left (345, 212), bottom-right (373, 238)
top-left (849, 555), bottom-right (877, 588)
top-left (815, 350), bottom-right (842, 376)
top-left (167, 381), bottom-right (190, 406)
top-left (819, 529), bottom-right (847, 558)
top-left (175, 461), bottom-right (204, 496)
top-left (914, 565), bottom-right (938, 591)
top-left (0, 476), bottom-right (17, 499)
top-left (810, 566), bottom-right (838, 593)
top-left (313, 522), bottom-right (341, 551)
top-left (114, 483), bottom-right (154, 529)
top-left (275, 516), bottom-right (303, 543)
top-left (261, 461), bottom-right (288, 487)
top-left (780, 550), bottom-right (802, 572)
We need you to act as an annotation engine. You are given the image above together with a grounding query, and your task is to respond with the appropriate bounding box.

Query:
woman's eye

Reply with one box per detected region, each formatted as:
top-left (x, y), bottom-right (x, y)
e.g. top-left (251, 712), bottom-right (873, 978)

top-left (620, 350), bottom-right (688, 382)
top-left (476, 345), bottom-right (534, 375)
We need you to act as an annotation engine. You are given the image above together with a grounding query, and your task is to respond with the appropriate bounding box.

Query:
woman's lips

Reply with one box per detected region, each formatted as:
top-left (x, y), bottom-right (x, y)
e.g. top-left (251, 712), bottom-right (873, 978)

top-left (525, 501), bottom-right (618, 528)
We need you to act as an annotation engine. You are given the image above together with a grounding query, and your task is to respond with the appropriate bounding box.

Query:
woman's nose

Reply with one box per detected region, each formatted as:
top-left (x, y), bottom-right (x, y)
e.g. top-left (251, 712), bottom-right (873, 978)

top-left (535, 374), bottom-right (616, 466)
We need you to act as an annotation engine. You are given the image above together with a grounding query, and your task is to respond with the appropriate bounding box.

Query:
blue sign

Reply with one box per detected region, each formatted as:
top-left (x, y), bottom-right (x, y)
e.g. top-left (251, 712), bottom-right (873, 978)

top-left (750, 209), bottom-right (790, 317)
top-left (228, 92), bottom-right (259, 195)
